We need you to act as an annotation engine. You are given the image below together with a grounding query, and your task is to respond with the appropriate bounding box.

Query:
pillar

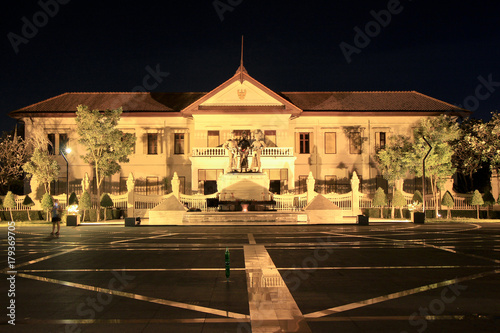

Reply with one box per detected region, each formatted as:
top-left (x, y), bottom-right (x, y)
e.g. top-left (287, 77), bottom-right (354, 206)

top-left (172, 172), bottom-right (180, 199)
top-left (126, 172), bottom-right (135, 217)
top-left (351, 171), bottom-right (361, 215)
top-left (306, 171), bottom-right (315, 203)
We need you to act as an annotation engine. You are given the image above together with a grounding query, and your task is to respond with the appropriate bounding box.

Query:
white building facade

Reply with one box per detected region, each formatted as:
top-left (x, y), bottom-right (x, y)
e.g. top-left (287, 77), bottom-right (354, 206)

top-left (10, 65), bottom-right (468, 197)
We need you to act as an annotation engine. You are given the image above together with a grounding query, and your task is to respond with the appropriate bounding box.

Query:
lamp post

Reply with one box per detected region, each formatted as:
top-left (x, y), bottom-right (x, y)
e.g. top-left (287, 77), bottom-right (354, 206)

top-left (60, 147), bottom-right (71, 207)
top-left (422, 137), bottom-right (432, 213)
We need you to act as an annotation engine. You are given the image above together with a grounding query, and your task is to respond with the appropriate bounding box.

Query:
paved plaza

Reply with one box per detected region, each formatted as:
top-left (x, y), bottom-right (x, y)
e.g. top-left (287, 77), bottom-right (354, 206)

top-left (1, 222), bottom-right (500, 332)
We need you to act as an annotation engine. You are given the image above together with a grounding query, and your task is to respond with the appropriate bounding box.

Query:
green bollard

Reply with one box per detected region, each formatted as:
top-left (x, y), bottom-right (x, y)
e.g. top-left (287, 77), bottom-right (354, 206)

top-left (225, 247), bottom-right (230, 280)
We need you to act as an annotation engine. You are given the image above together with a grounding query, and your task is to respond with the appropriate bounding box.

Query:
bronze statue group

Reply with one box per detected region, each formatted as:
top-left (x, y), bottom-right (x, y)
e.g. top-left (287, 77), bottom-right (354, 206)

top-left (223, 130), bottom-right (266, 173)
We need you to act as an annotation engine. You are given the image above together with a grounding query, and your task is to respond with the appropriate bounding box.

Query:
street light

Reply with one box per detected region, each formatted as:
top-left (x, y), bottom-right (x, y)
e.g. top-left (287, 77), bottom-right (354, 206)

top-left (60, 147), bottom-right (71, 207)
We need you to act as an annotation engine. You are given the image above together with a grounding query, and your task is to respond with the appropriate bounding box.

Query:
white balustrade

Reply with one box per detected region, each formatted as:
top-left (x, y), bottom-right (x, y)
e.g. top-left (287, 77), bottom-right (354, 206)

top-left (191, 147), bottom-right (294, 157)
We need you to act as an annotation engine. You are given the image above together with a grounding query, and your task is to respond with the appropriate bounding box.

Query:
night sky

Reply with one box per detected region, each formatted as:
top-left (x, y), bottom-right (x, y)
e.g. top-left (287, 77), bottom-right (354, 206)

top-left (1, 0), bottom-right (499, 134)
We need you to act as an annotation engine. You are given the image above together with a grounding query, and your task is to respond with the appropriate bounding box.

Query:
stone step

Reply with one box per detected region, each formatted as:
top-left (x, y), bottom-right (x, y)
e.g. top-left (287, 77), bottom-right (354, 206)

top-left (182, 211), bottom-right (306, 223)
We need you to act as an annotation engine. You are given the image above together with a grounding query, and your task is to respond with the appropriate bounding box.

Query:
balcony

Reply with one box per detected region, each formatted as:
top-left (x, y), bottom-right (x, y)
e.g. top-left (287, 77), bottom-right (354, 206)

top-left (192, 147), bottom-right (294, 157)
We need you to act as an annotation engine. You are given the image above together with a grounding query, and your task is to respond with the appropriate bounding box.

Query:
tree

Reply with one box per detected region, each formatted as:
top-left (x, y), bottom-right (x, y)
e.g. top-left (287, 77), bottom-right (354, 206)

top-left (372, 187), bottom-right (387, 218)
top-left (482, 190), bottom-right (495, 219)
top-left (0, 132), bottom-right (28, 193)
top-left (23, 148), bottom-right (60, 194)
top-left (392, 189), bottom-right (406, 219)
top-left (41, 192), bottom-right (53, 222)
top-left (410, 115), bottom-right (460, 217)
top-left (412, 190), bottom-right (423, 204)
top-left (376, 134), bottom-right (413, 187)
top-left (75, 105), bottom-right (135, 221)
top-left (100, 193), bottom-right (113, 221)
top-left (4, 191), bottom-right (16, 221)
top-left (79, 190), bottom-right (92, 222)
top-left (470, 190), bottom-right (484, 219)
top-left (451, 118), bottom-right (484, 192)
top-left (22, 194), bottom-right (35, 221)
top-left (376, 134), bottom-right (413, 217)
top-left (441, 191), bottom-right (454, 219)
top-left (470, 112), bottom-right (500, 194)
top-left (68, 192), bottom-right (79, 206)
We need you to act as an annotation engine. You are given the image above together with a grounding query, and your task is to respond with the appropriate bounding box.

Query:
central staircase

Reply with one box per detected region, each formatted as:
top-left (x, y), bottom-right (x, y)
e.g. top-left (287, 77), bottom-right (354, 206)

top-left (182, 211), bottom-right (307, 224)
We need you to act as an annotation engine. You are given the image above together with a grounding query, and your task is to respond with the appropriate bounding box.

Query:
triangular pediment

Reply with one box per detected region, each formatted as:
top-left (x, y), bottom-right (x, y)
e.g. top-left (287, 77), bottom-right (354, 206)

top-left (201, 80), bottom-right (283, 107)
top-left (181, 70), bottom-right (302, 116)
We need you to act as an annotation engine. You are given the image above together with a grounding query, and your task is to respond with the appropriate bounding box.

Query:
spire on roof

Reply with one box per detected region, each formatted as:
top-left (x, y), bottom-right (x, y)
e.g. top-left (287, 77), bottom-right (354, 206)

top-left (235, 35), bottom-right (247, 82)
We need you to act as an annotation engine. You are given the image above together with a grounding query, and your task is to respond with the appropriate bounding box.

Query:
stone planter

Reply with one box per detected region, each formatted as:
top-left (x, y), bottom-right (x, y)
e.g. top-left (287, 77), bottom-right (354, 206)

top-left (413, 212), bottom-right (425, 224)
top-left (357, 215), bottom-right (369, 225)
top-left (66, 215), bottom-right (80, 226)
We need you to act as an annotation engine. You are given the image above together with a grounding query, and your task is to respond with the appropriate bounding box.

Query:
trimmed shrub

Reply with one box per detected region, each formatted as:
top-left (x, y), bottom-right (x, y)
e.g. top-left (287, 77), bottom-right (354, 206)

top-left (79, 191), bottom-right (92, 222)
top-left (372, 187), bottom-right (387, 218)
top-left (68, 192), bottom-right (79, 205)
top-left (412, 190), bottom-right (423, 203)
top-left (4, 191), bottom-right (16, 221)
top-left (471, 190), bottom-right (484, 219)
top-left (100, 193), bottom-right (113, 221)
top-left (441, 191), bottom-right (454, 219)
top-left (22, 195), bottom-right (35, 221)
top-left (41, 193), bottom-right (54, 222)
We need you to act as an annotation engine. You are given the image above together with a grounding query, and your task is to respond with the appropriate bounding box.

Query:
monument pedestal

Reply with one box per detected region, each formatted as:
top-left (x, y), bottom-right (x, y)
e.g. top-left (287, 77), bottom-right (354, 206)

top-left (218, 172), bottom-right (272, 202)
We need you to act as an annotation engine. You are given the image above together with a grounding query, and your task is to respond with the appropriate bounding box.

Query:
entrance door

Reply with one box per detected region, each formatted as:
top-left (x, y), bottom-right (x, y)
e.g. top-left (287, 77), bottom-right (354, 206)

top-left (269, 180), bottom-right (281, 194)
top-left (204, 181), bottom-right (218, 195)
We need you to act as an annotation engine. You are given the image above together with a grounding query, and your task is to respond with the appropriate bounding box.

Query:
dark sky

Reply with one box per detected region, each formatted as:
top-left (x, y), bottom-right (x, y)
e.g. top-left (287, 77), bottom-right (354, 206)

top-left (1, 0), bottom-right (499, 134)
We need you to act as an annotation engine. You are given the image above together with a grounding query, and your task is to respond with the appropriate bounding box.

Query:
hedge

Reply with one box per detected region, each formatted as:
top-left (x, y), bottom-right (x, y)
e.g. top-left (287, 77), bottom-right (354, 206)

top-left (361, 208), bottom-right (500, 219)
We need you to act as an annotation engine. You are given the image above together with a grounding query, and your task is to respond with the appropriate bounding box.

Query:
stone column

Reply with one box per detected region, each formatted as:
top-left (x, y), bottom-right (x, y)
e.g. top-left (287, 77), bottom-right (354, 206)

top-left (351, 171), bottom-right (361, 215)
top-left (306, 171), bottom-right (315, 203)
top-left (126, 172), bottom-right (135, 217)
top-left (172, 172), bottom-right (180, 199)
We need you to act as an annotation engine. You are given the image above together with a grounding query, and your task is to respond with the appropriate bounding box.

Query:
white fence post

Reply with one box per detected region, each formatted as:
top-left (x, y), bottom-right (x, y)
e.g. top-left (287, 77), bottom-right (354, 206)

top-left (306, 171), bottom-right (315, 203)
top-left (126, 172), bottom-right (135, 217)
top-left (172, 172), bottom-right (180, 199)
top-left (351, 171), bottom-right (361, 215)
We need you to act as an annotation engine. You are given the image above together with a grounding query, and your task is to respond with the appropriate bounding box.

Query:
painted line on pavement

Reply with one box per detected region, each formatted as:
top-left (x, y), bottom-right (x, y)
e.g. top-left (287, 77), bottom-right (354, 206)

top-left (304, 269), bottom-right (500, 318)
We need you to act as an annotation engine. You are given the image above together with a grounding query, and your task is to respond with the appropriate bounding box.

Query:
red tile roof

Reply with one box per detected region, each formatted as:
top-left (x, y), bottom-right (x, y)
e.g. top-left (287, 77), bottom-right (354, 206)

top-left (280, 91), bottom-right (463, 111)
top-left (10, 90), bottom-right (468, 117)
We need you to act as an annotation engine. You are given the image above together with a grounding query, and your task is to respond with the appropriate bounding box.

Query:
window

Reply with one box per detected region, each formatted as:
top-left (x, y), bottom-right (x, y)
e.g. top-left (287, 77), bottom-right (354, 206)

top-left (178, 176), bottom-right (185, 194)
top-left (146, 177), bottom-right (159, 195)
top-left (349, 132), bottom-right (362, 154)
top-left (264, 130), bottom-right (277, 147)
top-left (263, 169), bottom-right (288, 194)
top-left (59, 133), bottom-right (69, 154)
top-left (375, 132), bottom-right (386, 151)
top-left (48, 133), bottom-right (56, 155)
top-left (207, 131), bottom-right (219, 147)
top-left (147, 133), bottom-right (158, 155)
top-left (174, 133), bottom-right (184, 154)
top-left (120, 177), bottom-right (128, 194)
top-left (324, 132), bottom-right (337, 154)
top-left (299, 133), bottom-right (310, 154)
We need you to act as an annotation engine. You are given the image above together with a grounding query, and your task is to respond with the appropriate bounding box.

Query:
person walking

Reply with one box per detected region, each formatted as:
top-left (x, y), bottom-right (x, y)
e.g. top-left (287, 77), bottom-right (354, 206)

top-left (51, 199), bottom-right (62, 236)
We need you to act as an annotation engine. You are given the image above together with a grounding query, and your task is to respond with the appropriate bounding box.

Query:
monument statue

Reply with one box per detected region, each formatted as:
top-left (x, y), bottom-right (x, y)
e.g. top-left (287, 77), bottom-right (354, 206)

top-left (250, 129), bottom-right (266, 172)
top-left (223, 131), bottom-right (238, 172)
top-left (237, 131), bottom-right (251, 172)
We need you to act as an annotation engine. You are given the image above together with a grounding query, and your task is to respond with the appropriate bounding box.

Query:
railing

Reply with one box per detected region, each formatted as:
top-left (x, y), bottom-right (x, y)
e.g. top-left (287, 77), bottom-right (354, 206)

top-left (191, 147), bottom-right (294, 157)
top-left (261, 147), bottom-right (293, 157)
top-left (180, 193), bottom-right (218, 211)
top-left (324, 192), bottom-right (352, 210)
top-left (274, 193), bottom-right (307, 211)
top-left (135, 193), bottom-right (170, 210)
top-left (192, 147), bottom-right (227, 157)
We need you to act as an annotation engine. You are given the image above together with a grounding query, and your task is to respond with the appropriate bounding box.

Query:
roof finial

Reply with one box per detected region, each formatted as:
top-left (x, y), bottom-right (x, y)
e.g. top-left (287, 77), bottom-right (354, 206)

top-left (240, 35), bottom-right (244, 68)
top-left (236, 35), bottom-right (247, 82)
